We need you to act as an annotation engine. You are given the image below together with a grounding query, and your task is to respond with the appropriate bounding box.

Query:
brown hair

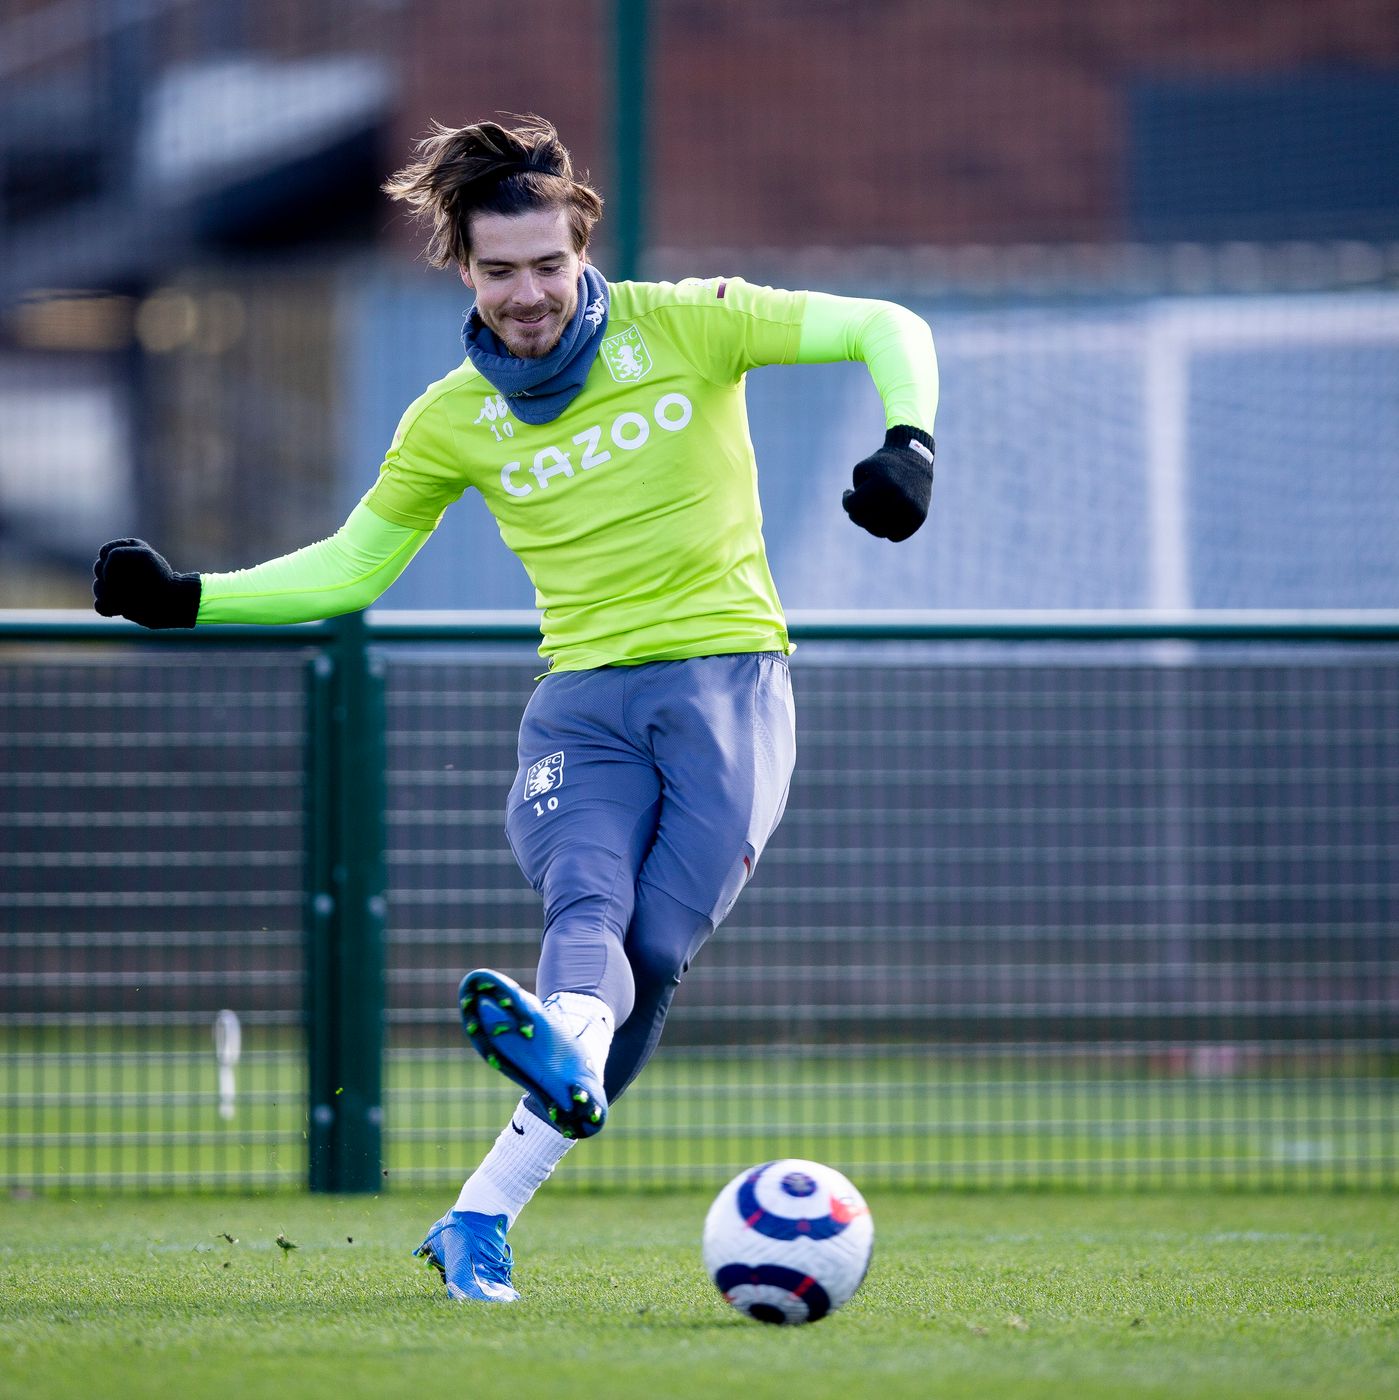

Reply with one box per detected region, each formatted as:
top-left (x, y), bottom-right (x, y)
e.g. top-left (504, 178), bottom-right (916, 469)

top-left (382, 115), bottom-right (604, 268)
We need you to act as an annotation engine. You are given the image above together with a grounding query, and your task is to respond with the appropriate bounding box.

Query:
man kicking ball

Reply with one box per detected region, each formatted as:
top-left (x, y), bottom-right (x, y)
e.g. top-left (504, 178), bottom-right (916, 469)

top-left (93, 115), bottom-right (939, 1302)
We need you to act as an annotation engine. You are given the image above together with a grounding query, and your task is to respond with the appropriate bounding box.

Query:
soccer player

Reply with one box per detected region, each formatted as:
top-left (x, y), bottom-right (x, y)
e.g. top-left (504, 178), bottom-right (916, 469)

top-left (93, 116), bottom-right (938, 1302)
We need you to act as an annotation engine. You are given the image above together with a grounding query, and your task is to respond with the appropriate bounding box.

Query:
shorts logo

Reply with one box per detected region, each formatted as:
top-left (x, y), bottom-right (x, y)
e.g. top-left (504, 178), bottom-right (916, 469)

top-left (523, 751), bottom-right (565, 800)
top-left (600, 326), bottom-right (652, 383)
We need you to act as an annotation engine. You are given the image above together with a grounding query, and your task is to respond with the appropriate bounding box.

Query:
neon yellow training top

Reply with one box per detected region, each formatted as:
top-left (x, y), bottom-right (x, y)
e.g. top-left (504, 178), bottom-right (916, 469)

top-left (199, 278), bottom-right (938, 670)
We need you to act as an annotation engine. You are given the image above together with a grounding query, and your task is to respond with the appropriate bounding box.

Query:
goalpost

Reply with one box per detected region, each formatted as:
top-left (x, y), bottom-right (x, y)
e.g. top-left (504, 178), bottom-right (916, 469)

top-left (1143, 294), bottom-right (1399, 611)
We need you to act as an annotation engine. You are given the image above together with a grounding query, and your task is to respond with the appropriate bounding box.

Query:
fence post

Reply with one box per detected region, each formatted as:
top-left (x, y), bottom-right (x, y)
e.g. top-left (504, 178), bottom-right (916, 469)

top-left (305, 611), bottom-right (386, 1192)
top-left (613, 0), bottom-right (650, 280)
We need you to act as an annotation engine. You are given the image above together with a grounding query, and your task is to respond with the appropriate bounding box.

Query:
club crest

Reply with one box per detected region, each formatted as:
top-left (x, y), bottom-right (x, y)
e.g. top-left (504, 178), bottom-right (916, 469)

top-left (523, 751), bottom-right (565, 799)
top-left (600, 326), bottom-right (653, 383)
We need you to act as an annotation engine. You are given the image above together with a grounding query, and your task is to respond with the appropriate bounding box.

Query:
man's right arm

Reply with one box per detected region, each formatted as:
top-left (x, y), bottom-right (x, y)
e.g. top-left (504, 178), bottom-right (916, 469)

top-left (197, 502), bottom-right (432, 623)
top-left (94, 382), bottom-right (466, 629)
top-left (93, 503), bottom-right (433, 627)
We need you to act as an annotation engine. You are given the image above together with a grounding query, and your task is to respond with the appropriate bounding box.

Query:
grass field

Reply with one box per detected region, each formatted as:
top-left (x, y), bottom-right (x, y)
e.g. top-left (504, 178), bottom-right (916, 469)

top-left (2, 1188), bottom-right (1395, 1400)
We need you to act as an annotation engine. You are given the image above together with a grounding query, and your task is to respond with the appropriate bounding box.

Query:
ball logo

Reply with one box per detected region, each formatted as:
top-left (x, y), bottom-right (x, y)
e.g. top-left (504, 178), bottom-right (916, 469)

top-left (737, 1163), bottom-right (850, 1241)
top-left (829, 1194), bottom-right (868, 1225)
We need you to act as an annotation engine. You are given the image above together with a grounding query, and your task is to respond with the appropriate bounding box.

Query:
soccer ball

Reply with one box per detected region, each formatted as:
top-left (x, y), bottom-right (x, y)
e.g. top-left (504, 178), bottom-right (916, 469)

top-left (702, 1159), bottom-right (874, 1325)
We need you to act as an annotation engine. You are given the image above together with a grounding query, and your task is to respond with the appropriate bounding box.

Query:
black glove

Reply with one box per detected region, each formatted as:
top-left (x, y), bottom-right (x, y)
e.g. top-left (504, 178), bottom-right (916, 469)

top-left (93, 539), bottom-right (201, 629)
top-left (841, 426), bottom-right (935, 542)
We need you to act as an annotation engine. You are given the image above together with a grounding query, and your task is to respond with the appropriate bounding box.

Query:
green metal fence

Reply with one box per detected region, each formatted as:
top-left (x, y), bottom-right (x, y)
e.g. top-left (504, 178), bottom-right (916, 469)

top-left (3, 611), bottom-right (1397, 1193)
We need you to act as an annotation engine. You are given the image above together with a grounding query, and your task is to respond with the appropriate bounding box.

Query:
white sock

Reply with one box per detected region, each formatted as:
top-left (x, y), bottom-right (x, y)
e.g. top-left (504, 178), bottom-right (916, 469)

top-left (542, 990), bottom-right (615, 1080)
top-left (453, 1100), bottom-right (577, 1227)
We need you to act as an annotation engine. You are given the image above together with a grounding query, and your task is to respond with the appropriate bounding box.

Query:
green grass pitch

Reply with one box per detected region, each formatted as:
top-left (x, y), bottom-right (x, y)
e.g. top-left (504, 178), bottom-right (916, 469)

top-left (2, 1188), bottom-right (1395, 1400)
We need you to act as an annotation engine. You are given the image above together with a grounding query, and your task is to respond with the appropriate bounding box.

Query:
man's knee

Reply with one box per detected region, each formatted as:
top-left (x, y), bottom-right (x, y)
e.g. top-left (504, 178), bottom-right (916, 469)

top-left (537, 927), bottom-right (635, 1023)
top-left (626, 881), bottom-right (714, 995)
top-left (530, 842), bottom-right (638, 1019)
top-left (534, 844), bottom-right (634, 936)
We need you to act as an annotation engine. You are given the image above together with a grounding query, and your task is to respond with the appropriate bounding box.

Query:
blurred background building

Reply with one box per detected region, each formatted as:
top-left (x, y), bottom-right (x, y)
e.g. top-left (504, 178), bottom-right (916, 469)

top-left (2, 0), bottom-right (1397, 610)
top-left (3, 1), bottom-right (1397, 1196)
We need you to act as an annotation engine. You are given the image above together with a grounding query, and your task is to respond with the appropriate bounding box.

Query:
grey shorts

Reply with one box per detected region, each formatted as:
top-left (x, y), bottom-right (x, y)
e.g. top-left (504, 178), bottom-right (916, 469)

top-left (505, 651), bottom-right (797, 958)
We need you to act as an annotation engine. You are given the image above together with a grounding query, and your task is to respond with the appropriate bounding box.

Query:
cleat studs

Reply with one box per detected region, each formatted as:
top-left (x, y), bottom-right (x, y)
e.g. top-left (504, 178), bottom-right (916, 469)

top-left (561, 1127), bottom-right (576, 1140)
top-left (547, 1107), bottom-right (559, 1123)
top-left (491, 1023), bottom-right (510, 1036)
top-left (497, 996), bottom-right (512, 1008)
top-left (465, 1020), bottom-right (479, 1035)
top-left (459, 998), bottom-right (469, 1012)
top-left (588, 1107), bottom-right (602, 1123)
top-left (572, 1089), bottom-right (589, 1103)
top-left (519, 1025), bottom-right (534, 1039)
top-left (487, 1054), bottom-right (501, 1070)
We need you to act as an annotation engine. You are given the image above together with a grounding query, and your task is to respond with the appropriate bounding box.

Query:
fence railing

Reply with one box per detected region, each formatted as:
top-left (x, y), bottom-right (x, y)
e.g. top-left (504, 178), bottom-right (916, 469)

top-left (3, 610), bottom-right (1397, 1193)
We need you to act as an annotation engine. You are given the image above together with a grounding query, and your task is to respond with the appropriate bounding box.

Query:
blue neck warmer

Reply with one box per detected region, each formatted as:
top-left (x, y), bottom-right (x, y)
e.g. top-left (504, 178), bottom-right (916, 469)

top-left (461, 265), bottom-right (609, 425)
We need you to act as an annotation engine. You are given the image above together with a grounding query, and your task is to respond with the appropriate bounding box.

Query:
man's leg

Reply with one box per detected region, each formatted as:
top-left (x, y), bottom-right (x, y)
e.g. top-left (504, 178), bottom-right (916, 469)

top-left (508, 666), bottom-right (663, 1025)
top-left (605, 652), bottom-right (797, 1102)
top-left (419, 668), bottom-right (661, 1299)
top-left (456, 665), bottom-right (663, 1134)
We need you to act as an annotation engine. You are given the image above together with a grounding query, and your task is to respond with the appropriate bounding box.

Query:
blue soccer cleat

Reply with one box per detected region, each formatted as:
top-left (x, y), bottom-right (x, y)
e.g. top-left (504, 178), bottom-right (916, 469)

top-left (457, 968), bottom-right (608, 1139)
top-left (414, 1209), bottom-right (520, 1303)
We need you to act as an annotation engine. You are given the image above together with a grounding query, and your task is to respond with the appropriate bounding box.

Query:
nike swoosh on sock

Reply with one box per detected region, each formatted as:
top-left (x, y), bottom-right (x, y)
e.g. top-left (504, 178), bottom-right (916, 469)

top-left (510, 1119), bottom-right (525, 1135)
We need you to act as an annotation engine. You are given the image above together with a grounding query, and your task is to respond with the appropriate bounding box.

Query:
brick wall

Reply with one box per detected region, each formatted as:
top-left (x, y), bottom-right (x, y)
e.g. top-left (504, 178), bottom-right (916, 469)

top-left (392, 0), bottom-right (1399, 249)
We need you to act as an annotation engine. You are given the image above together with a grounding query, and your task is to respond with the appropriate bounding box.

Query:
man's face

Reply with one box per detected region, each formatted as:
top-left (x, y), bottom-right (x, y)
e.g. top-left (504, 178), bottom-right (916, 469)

top-left (462, 207), bottom-right (584, 359)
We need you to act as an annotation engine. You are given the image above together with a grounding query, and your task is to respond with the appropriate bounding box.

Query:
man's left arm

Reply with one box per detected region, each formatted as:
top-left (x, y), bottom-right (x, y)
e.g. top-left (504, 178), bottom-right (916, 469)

top-left (795, 292), bottom-right (939, 542)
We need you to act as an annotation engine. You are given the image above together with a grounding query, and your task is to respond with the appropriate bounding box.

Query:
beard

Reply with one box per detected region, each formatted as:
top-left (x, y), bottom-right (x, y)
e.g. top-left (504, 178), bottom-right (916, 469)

top-left (484, 290), bottom-right (578, 359)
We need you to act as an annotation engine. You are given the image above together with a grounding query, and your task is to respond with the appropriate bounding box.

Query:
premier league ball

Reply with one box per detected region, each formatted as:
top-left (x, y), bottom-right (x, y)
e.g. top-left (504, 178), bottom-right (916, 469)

top-left (702, 1159), bottom-right (874, 1325)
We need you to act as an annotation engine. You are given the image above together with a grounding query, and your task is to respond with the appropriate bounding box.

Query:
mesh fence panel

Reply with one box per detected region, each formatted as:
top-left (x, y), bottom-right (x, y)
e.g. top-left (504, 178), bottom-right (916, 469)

top-left (0, 647), bottom-right (309, 1190)
top-left (380, 639), bottom-right (1399, 1191)
top-left (382, 648), bottom-right (542, 1189)
top-left (3, 634), bottom-right (1395, 1191)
